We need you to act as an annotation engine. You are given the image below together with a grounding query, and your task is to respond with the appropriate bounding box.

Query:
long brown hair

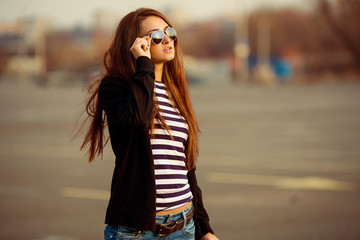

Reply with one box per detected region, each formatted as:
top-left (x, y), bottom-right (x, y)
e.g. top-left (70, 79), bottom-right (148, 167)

top-left (79, 8), bottom-right (199, 170)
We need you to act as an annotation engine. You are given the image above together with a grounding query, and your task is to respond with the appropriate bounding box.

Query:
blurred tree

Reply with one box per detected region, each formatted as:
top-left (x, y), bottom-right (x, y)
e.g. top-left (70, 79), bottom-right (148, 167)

top-left (181, 19), bottom-right (234, 58)
top-left (247, 4), bottom-right (359, 78)
top-left (249, 9), bottom-right (317, 56)
top-left (317, 0), bottom-right (360, 69)
top-left (46, 29), bottom-right (98, 73)
top-left (0, 47), bottom-right (8, 74)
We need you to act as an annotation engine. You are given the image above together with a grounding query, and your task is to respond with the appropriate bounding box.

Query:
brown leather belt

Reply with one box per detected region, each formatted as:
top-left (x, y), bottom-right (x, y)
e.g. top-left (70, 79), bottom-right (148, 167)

top-left (155, 209), bottom-right (193, 236)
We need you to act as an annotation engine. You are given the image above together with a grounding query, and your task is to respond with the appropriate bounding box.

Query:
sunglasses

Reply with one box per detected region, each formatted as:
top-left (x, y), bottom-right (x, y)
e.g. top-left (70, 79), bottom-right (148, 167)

top-left (148, 27), bottom-right (177, 45)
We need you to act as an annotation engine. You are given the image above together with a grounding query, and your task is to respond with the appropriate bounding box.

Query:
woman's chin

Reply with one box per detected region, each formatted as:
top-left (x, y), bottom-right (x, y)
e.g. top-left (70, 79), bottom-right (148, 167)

top-left (151, 55), bottom-right (175, 64)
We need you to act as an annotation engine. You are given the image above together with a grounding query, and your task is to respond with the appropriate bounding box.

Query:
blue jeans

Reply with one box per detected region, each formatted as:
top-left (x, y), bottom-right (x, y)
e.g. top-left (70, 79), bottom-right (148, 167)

top-left (104, 204), bottom-right (195, 240)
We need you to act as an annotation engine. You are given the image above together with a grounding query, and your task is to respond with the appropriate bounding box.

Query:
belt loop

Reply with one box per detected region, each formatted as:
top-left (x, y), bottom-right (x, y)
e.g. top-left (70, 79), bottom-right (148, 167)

top-left (181, 210), bottom-right (187, 230)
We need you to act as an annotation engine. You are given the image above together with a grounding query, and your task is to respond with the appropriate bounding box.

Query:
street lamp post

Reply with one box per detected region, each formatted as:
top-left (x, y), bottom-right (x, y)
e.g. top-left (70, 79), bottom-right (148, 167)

top-left (234, 0), bottom-right (250, 84)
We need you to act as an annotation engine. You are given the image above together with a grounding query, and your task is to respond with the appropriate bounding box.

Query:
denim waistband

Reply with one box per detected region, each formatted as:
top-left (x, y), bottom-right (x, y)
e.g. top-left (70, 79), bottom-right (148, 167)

top-left (155, 202), bottom-right (193, 225)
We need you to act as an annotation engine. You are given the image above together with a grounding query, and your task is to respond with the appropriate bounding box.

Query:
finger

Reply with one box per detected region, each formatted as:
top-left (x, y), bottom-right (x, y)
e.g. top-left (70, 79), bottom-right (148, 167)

top-left (141, 40), bottom-right (149, 51)
top-left (141, 38), bottom-right (151, 52)
top-left (140, 38), bottom-right (149, 49)
top-left (130, 37), bottom-right (151, 59)
top-left (140, 36), bottom-right (150, 49)
top-left (134, 37), bottom-right (147, 46)
top-left (132, 38), bottom-right (146, 51)
top-left (143, 36), bottom-right (151, 43)
top-left (146, 37), bottom-right (151, 48)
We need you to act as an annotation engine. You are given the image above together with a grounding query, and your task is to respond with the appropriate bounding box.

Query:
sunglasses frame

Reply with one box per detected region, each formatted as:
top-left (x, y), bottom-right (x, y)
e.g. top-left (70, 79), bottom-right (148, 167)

top-left (147, 27), bottom-right (177, 45)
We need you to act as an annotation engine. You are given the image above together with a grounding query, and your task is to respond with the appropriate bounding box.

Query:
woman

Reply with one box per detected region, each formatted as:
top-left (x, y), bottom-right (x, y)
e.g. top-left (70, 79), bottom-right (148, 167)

top-left (80, 8), bottom-right (219, 240)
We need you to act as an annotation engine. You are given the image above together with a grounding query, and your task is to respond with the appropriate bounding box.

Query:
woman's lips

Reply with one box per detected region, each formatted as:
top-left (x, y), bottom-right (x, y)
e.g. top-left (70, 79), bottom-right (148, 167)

top-left (164, 46), bottom-right (173, 53)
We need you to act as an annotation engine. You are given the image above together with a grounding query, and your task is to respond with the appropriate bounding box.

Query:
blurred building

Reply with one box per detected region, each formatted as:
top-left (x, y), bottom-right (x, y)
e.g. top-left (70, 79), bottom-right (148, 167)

top-left (0, 22), bottom-right (22, 75)
top-left (0, 17), bottom-right (48, 82)
top-left (0, 0), bottom-right (358, 87)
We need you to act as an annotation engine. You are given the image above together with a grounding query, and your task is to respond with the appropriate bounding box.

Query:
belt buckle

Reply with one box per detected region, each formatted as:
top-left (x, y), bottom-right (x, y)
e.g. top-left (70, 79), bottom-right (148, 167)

top-left (157, 222), bottom-right (176, 237)
top-left (156, 209), bottom-right (192, 237)
top-left (157, 228), bottom-right (165, 237)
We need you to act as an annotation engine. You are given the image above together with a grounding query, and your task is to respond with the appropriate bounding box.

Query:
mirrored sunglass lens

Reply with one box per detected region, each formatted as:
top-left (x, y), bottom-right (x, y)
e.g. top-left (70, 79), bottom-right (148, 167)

top-left (151, 31), bottom-right (164, 44)
top-left (166, 28), bottom-right (177, 41)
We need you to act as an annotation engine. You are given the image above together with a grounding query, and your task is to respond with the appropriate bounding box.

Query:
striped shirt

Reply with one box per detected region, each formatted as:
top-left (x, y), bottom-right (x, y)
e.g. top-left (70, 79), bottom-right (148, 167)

top-left (151, 81), bottom-right (193, 212)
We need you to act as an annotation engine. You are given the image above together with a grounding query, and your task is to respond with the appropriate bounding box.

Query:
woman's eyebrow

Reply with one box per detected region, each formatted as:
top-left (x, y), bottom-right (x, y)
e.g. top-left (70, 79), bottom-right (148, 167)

top-left (146, 26), bottom-right (170, 35)
top-left (146, 29), bottom-right (159, 35)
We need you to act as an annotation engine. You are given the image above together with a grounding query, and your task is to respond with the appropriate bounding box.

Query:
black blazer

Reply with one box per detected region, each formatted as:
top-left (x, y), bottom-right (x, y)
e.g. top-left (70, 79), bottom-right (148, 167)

top-left (98, 56), bottom-right (214, 239)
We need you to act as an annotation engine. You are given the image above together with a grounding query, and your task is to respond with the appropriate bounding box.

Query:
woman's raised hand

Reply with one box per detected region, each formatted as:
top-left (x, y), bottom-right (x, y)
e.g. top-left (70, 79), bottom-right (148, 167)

top-left (130, 37), bottom-right (151, 59)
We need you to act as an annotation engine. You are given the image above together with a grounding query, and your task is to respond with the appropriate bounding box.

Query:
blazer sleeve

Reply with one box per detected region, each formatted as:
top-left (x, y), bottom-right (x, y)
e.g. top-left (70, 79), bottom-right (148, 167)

top-left (188, 168), bottom-right (214, 239)
top-left (98, 56), bottom-right (155, 131)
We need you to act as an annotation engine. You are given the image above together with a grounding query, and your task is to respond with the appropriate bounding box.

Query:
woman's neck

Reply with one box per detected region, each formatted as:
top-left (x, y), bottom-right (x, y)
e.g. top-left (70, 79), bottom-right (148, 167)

top-left (154, 63), bottom-right (163, 82)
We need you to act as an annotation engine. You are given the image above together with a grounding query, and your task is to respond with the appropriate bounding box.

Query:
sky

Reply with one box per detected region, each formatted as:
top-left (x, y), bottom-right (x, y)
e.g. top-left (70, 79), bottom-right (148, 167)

top-left (0, 0), bottom-right (315, 28)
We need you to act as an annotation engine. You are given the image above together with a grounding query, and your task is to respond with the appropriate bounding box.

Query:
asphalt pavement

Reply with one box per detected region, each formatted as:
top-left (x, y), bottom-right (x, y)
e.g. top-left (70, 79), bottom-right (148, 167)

top-left (0, 79), bottom-right (359, 240)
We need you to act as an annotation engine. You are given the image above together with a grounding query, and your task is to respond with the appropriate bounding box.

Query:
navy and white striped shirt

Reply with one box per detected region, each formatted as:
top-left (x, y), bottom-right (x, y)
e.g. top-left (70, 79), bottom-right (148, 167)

top-left (151, 81), bottom-right (193, 212)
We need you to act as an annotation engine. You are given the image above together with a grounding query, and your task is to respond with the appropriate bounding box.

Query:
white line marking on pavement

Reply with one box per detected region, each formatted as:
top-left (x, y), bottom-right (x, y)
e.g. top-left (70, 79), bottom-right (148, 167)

top-left (61, 187), bottom-right (109, 200)
top-left (207, 172), bottom-right (358, 192)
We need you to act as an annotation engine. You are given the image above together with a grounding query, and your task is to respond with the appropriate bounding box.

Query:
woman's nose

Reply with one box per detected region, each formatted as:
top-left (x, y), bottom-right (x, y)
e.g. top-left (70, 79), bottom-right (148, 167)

top-left (162, 34), bottom-right (170, 44)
